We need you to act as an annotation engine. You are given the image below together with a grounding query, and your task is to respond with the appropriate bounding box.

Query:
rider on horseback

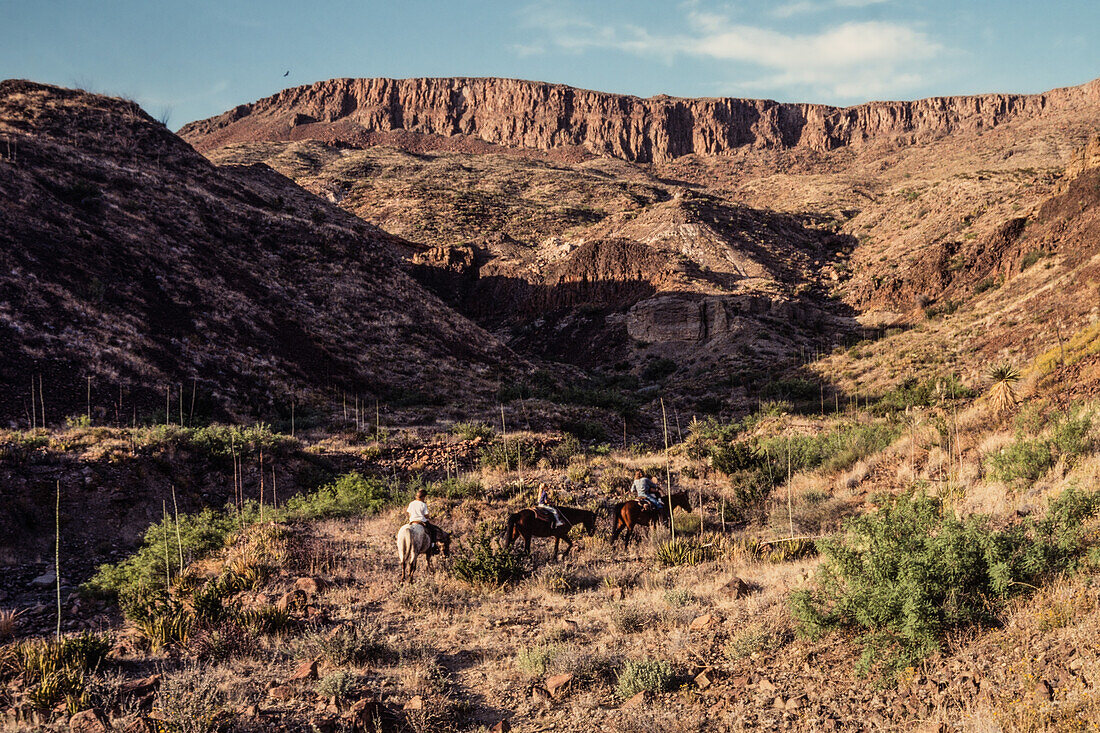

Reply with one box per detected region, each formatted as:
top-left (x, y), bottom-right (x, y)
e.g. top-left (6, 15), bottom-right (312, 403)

top-left (536, 483), bottom-right (566, 528)
top-left (631, 469), bottom-right (664, 514)
top-left (407, 488), bottom-right (444, 552)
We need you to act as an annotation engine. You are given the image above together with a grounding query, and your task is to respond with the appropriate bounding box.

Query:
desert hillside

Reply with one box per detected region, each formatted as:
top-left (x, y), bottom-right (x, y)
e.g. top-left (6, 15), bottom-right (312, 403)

top-left (1, 75), bottom-right (1100, 733)
top-left (0, 81), bottom-right (515, 428)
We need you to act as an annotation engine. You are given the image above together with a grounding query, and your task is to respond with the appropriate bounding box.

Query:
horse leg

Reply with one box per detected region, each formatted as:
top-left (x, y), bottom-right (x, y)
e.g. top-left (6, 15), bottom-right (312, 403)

top-left (561, 534), bottom-right (573, 558)
top-left (610, 513), bottom-right (622, 544)
top-left (553, 535), bottom-right (560, 561)
top-left (524, 532), bottom-right (532, 555)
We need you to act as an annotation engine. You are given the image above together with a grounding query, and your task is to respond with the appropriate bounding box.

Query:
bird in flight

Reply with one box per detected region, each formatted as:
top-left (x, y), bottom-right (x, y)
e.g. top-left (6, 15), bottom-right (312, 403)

top-left (283, 70), bottom-right (289, 77)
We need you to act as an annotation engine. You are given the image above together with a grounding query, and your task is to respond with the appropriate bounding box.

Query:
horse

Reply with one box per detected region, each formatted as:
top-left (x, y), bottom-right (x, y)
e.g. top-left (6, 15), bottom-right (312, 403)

top-left (503, 506), bottom-right (597, 560)
top-left (609, 491), bottom-right (692, 548)
top-left (396, 523), bottom-right (451, 582)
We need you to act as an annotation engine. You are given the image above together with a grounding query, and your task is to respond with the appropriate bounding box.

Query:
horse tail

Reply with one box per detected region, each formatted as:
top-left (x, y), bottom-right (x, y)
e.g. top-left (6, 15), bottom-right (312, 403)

top-left (503, 512), bottom-right (518, 547)
top-left (396, 525), bottom-right (410, 567)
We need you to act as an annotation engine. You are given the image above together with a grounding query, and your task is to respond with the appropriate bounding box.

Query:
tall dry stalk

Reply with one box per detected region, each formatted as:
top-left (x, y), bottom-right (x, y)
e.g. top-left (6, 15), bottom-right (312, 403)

top-left (162, 501), bottom-right (171, 587)
top-left (500, 404), bottom-right (510, 472)
top-left (54, 480), bottom-right (61, 640)
top-left (38, 374), bottom-right (45, 429)
top-left (171, 485), bottom-right (183, 573)
top-left (661, 398), bottom-right (674, 542)
top-left (31, 377), bottom-right (36, 429)
top-left (787, 439), bottom-right (794, 538)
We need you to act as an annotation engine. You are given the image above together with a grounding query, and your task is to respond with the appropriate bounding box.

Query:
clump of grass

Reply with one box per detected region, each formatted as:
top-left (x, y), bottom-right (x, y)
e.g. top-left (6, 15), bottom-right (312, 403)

top-left (152, 671), bottom-right (232, 733)
top-left (451, 421), bottom-right (494, 441)
top-left (610, 603), bottom-right (651, 633)
top-left (516, 643), bottom-right (559, 676)
top-left (616, 658), bottom-right (674, 699)
top-left (988, 411), bottom-right (1093, 483)
top-left (307, 623), bottom-right (393, 666)
top-left (5, 632), bottom-right (112, 713)
top-left (655, 537), bottom-right (714, 567)
top-left (316, 671), bottom-right (359, 707)
top-left (724, 622), bottom-right (789, 660)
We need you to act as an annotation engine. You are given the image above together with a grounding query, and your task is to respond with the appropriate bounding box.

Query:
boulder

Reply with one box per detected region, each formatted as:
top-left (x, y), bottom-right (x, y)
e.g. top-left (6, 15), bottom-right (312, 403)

top-left (295, 577), bottom-right (327, 595)
top-left (689, 613), bottom-right (717, 631)
top-left (269, 685), bottom-right (296, 701)
top-left (403, 696), bottom-right (424, 711)
top-left (289, 659), bottom-right (318, 681)
top-left (68, 709), bottom-right (107, 733)
top-left (546, 673), bottom-right (573, 698)
top-left (621, 691), bottom-right (647, 709)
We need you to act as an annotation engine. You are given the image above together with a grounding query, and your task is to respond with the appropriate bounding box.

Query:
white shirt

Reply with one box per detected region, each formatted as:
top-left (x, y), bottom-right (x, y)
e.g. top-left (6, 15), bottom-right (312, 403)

top-left (407, 500), bottom-right (429, 523)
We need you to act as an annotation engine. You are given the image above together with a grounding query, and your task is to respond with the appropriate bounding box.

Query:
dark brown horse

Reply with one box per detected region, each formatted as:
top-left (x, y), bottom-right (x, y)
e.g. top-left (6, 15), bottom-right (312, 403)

top-left (504, 506), bottom-right (597, 560)
top-left (610, 492), bottom-right (692, 548)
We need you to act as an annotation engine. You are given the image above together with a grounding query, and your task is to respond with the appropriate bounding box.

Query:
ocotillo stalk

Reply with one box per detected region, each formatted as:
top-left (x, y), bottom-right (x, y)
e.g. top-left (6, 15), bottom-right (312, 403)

top-left (171, 485), bottom-right (183, 573)
top-left (189, 379), bottom-right (196, 427)
top-left (271, 466), bottom-right (278, 510)
top-left (54, 480), bottom-right (61, 640)
top-left (31, 377), bottom-right (36, 429)
top-left (165, 385), bottom-right (169, 427)
top-left (178, 383), bottom-right (183, 427)
top-left (661, 398), bottom-right (673, 542)
top-left (162, 500), bottom-right (171, 587)
top-left (291, 400), bottom-right (295, 438)
top-left (86, 375), bottom-right (91, 423)
top-left (787, 439), bottom-right (794, 538)
top-left (259, 450), bottom-right (265, 522)
top-left (38, 374), bottom-right (45, 429)
top-left (500, 404), bottom-right (510, 472)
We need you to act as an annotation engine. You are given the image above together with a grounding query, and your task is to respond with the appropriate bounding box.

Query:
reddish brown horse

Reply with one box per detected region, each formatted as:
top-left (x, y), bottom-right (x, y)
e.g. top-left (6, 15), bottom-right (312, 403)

top-left (610, 492), bottom-right (692, 548)
top-left (504, 506), bottom-right (597, 560)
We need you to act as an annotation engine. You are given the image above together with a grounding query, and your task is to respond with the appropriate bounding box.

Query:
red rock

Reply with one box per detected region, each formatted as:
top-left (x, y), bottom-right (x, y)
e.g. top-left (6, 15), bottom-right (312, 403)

top-left (689, 613), bottom-right (717, 631)
top-left (269, 685), bottom-right (296, 701)
top-left (723, 577), bottom-right (751, 599)
top-left (490, 721), bottom-right (510, 733)
top-left (68, 709), bottom-right (107, 733)
top-left (120, 674), bottom-right (161, 698)
top-left (403, 696), bottom-right (424, 710)
top-left (621, 691), bottom-right (646, 709)
top-left (290, 659), bottom-right (319, 681)
top-left (695, 671), bottom-right (712, 690)
top-left (546, 673), bottom-right (573, 698)
top-left (295, 577), bottom-right (327, 595)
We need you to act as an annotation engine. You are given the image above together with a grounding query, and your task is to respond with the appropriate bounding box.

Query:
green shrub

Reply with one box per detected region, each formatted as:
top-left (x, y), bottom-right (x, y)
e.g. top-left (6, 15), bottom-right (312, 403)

top-left (152, 672), bottom-right (231, 733)
top-left (451, 422), bottom-right (494, 441)
top-left (641, 358), bottom-right (677, 383)
top-left (989, 412), bottom-right (1093, 483)
top-left (282, 471), bottom-right (393, 519)
top-left (615, 658), bottom-right (674, 699)
top-left (791, 489), bottom-right (1100, 674)
top-left (316, 672), bottom-right (358, 706)
top-left (450, 525), bottom-right (527, 586)
top-left (725, 623), bottom-right (785, 660)
top-left (516, 643), bottom-right (559, 676)
top-left (871, 375), bottom-right (974, 415)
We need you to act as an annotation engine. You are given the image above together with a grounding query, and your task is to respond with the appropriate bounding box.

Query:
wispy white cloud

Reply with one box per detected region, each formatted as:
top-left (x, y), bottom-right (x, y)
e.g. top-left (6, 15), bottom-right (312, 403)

top-left (515, 2), bottom-right (943, 101)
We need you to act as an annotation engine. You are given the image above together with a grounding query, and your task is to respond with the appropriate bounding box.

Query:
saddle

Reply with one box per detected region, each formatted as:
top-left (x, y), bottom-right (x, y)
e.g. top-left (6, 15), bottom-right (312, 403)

top-left (533, 507), bottom-right (556, 523)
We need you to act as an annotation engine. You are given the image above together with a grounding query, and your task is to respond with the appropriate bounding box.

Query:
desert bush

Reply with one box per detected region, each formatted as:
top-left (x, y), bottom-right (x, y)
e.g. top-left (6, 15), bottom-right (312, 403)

top-left (478, 437), bottom-right (544, 470)
top-left (451, 421), bottom-right (494, 441)
top-left (516, 643), bottom-right (559, 676)
top-left (547, 644), bottom-right (619, 683)
top-left (449, 525), bottom-right (527, 586)
top-left (871, 375), bottom-right (974, 415)
top-left (989, 411), bottom-right (1093, 483)
top-left (663, 589), bottom-right (695, 607)
top-left (307, 623), bottom-right (393, 666)
top-left (616, 658), bottom-right (674, 699)
top-left (561, 419), bottom-right (608, 443)
top-left (283, 471), bottom-right (394, 519)
top-left (655, 537), bottom-right (714, 567)
top-left (186, 622), bottom-right (257, 663)
top-left (724, 622), bottom-right (789, 660)
top-left (610, 603), bottom-right (651, 633)
top-left (316, 671), bottom-right (359, 706)
top-left (791, 489), bottom-right (1100, 674)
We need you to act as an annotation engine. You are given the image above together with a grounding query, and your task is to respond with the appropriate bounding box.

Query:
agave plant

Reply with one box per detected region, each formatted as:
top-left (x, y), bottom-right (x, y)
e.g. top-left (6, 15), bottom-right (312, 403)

top-left (987, 363), bottom-right (1021, 414)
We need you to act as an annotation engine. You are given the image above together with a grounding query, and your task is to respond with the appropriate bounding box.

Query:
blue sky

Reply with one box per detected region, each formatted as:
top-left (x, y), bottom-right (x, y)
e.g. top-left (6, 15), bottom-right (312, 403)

top-left (3, 0), bottom-right (1097, 129)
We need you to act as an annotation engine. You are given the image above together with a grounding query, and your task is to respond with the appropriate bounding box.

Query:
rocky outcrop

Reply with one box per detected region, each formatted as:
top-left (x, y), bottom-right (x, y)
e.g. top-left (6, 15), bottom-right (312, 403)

top-left (180, 77), bottom-right (1100, 163)
top-left (1066, 132), bottom-right (1100, 179)
top-left (626, 294), bottom-right (824, 343)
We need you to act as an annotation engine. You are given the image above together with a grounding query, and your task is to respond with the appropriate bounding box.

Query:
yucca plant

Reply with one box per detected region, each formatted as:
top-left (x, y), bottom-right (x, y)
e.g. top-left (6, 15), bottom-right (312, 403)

top-left (655, 537), bottom-right (715, 566)
top-left (987, 363), bottom-right (1021, 414)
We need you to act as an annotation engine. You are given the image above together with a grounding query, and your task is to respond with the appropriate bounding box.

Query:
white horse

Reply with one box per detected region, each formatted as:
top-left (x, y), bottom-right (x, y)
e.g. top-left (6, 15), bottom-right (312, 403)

top-left (396, 523), bottom-right (450, 582)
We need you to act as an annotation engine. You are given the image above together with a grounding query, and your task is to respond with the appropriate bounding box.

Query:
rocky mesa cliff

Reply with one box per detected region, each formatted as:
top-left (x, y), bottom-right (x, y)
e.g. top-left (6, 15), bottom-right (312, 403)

top-left (179, 76), bottom-right (1100, 163)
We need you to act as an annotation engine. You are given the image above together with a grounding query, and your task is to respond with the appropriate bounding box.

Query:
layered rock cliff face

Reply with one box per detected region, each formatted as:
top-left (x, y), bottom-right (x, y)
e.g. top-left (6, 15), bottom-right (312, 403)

top-left (180, 77), bottom-right (1100, 163)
